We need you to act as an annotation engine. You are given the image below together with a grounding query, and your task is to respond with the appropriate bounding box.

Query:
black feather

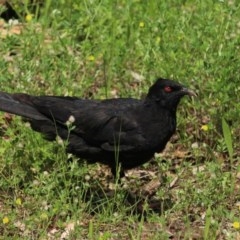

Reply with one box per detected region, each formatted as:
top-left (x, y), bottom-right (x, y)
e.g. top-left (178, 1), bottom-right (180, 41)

top-left (0, 78), bottom-right (195, 177)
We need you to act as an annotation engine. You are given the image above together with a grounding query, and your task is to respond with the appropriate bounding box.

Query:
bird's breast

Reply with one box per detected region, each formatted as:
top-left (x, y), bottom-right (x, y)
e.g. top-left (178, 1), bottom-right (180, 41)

top-left (140, 113), bottom-right (176, 152)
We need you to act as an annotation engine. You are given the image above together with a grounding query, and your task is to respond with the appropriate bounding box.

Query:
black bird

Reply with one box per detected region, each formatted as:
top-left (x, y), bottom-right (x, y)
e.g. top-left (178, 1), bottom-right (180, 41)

top-left (0, 78), bottom-right (195, 177)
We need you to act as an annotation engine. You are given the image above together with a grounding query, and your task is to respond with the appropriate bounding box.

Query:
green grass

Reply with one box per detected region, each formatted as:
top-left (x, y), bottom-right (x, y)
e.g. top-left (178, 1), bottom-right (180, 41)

top-left (0, 0), bottom-right (240, 239)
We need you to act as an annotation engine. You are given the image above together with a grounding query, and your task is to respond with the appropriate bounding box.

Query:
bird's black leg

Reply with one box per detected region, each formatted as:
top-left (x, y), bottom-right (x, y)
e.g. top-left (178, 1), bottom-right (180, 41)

top-left (111, 166), bottom-right (125, 182)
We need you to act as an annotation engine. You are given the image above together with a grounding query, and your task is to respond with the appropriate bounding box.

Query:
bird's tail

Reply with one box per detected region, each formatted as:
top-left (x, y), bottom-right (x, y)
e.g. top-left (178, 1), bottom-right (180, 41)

top-left (0, 91), bottom-right (46, 121)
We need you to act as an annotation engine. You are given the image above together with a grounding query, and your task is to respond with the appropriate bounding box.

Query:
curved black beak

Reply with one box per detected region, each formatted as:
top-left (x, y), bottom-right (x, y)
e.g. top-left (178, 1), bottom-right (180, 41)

top-left (181, 87), bottom-right (197, 97)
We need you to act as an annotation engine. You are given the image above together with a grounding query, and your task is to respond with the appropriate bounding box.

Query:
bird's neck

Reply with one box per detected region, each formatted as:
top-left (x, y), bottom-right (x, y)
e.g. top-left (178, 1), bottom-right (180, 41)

top-left (144, 98), bottom-right (178, 117)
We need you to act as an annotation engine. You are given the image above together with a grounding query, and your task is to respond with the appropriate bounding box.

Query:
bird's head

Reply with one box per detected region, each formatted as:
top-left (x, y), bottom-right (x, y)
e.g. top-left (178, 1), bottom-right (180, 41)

top-left (146, 78), bottom-right (196, 110)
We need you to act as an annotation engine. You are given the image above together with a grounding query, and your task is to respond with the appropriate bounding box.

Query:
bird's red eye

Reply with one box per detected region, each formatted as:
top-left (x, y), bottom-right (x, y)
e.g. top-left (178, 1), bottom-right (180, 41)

top-left (164, 86), bottom-right (172, 93)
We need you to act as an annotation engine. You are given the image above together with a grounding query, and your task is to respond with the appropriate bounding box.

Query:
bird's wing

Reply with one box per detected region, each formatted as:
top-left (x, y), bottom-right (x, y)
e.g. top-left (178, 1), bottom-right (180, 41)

top-left (30, 96), bottom-right (147, 152)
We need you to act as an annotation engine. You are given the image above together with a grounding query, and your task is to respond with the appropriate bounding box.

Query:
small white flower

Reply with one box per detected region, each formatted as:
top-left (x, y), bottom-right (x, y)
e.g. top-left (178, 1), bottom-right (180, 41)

top-left (68, 115), bottom-right (75, 123)
top-left (33, 180), bottom-right (40, 186)
top-left (56, 136), bottom-right (64, 145)
top-left (8, 19), bottom-right (19, 26)
top-left (51, 9), bottom-right (61, 16)
top-left (113, 212), bottom-right (119, 217)
top-left (191, 142), bottom-right (199, 149)
top-left (85, 175), bottom-right (91, 181)
top-left (66, 115), bottom-right (75, 126)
